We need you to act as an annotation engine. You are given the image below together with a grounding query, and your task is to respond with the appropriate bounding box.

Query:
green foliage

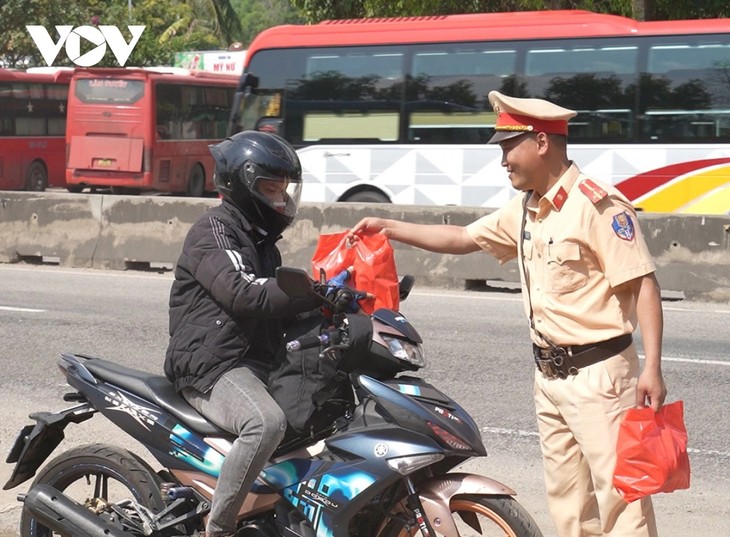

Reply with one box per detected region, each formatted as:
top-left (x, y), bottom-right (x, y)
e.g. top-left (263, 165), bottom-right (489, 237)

top-left (0, 0), bottom-right (90, 67)
top-left (232, 0), bottom-right (305, 46)
top-left (289, 0), bottom-right (727, 22)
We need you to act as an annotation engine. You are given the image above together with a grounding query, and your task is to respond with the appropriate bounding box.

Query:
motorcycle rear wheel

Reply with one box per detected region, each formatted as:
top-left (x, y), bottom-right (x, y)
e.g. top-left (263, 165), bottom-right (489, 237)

top-left (20, 443), bottom-right (165, 537)
top-left (382, 494), bottom-right (543, 537)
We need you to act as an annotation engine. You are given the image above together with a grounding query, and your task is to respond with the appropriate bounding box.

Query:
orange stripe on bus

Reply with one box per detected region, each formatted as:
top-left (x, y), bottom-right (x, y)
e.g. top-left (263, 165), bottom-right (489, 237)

top-left (634, 166), bottom-right (730, 213)
top-left (680, 183), bottom-right (730, 215)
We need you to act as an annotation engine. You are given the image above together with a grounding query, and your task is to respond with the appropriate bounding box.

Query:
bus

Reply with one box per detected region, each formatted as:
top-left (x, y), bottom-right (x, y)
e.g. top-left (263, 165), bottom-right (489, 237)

top-left (228, 10), bottom-right (730, 214)
top-left (66, 67), bottom-right (238, 196)
top-left (0, 67), bottom-right (72, 191)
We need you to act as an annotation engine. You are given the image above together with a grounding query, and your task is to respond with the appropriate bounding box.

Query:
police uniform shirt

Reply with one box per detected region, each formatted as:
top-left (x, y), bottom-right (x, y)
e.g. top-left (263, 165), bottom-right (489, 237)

top-left (466, 163), bottom-right (656, 346)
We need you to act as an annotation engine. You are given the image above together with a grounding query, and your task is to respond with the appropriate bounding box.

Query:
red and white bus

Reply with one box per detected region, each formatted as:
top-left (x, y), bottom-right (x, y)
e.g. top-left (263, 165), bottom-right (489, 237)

top-left (66, 67), bottom-right (238, 196)
top-left (229, 10), bottom-right (730, 214)
top-left (0, 67), bottom-right (72, 191)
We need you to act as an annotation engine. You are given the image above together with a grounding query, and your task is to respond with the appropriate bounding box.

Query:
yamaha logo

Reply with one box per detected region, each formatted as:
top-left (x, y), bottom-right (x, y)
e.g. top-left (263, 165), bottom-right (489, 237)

top-left (374, 443), bottom-right (389, 457)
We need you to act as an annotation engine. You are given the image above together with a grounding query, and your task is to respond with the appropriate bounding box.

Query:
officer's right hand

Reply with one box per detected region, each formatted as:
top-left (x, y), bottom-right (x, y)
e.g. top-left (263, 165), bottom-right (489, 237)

top-left (347, 218), bottom-right (389, 244)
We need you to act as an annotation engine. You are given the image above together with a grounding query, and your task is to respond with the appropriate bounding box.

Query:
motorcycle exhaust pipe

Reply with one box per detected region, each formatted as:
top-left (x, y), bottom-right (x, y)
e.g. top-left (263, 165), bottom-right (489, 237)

top-left (21, 484), bottom-right (138, 537)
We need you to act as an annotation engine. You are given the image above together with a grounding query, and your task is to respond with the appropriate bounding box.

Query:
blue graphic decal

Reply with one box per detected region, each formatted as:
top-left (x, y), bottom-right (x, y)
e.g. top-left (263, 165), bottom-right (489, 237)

top-left (285, 469), bottom-right (377, 537)
top-left (318, 472), bottom-right (375, 500)
top-left (169, 424), bottom-right (224, 477)
top-left (397, 383), bottom-right (421, 396)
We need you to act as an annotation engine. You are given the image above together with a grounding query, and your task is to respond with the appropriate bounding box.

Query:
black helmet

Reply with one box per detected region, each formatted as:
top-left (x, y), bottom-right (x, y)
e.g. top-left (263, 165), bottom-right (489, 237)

top-left (210, 131), bottom-right (302, 237)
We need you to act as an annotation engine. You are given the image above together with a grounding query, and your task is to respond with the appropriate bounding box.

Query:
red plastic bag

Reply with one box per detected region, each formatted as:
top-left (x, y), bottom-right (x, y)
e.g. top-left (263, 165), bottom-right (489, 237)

top-left (613, 400), bottom-right (690, 503)
top-left (311, 231), bottom-right (399, 314)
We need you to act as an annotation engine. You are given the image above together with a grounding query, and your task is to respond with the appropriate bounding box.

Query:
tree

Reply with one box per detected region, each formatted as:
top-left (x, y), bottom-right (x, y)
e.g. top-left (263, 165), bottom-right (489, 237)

top-left (0, 0), bottom-right (235, 68)
top-left (230, 0), bottom-right (304, 46)
top-left (289, 0), bottom-right (727, 22)
top-left (160, 0), bottom-right (245, 48)
top-left (0, 0), bottom-right (90, 67)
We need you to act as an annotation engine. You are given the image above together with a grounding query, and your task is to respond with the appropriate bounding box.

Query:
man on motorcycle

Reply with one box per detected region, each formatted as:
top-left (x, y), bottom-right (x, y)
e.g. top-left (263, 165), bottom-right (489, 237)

top-left (164, 131), bottom-right (320, 537)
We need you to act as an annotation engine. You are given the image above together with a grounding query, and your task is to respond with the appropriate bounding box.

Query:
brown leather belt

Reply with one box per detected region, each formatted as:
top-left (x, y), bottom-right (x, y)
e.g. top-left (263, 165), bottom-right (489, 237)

top-left (532, 333), bottom-right (633, 379)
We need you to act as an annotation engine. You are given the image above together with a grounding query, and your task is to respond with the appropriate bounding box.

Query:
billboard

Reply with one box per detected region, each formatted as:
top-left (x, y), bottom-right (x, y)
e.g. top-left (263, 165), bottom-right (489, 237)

top-left (174, 50), bottom-right (246, 74)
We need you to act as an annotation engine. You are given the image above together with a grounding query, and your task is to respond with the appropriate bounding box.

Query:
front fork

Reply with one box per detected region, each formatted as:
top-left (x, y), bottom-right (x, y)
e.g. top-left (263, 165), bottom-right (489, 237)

top-left (404, 476), bottom-right (437, 537)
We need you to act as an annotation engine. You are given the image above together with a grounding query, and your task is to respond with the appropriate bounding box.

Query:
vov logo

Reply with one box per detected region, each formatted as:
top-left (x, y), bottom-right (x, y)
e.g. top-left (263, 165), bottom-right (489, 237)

top-left (27, 25), bottom-right (146, 67)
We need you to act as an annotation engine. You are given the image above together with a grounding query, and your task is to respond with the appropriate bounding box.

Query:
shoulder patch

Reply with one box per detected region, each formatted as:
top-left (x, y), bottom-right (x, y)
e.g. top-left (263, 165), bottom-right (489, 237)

top-left (578, 179), bottom-right (608, 205)
top-left (611, 211), bottom-right (635, 241)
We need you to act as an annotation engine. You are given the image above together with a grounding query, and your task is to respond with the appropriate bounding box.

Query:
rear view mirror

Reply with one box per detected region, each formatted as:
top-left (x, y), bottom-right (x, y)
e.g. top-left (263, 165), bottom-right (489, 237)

top-left (399, 275), bottom-right (415, 301)
top-left (276, 267), bottom-right (314, 299)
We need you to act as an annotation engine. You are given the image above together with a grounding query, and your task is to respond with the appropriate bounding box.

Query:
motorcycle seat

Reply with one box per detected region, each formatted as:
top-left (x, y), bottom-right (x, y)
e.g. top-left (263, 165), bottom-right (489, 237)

top-left (78, 355), bottom-right (226, 436)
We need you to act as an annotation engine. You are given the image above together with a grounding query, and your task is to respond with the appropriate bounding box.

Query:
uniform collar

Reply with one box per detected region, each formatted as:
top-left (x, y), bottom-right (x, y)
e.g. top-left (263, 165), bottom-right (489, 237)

top-left (541, 162), bottom-right (580, 212)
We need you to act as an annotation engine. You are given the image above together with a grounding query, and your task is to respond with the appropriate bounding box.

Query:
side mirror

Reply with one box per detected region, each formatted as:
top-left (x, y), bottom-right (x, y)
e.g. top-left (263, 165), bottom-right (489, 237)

top-left (399, 275), bottom-right (415, 301)
top-left (276, 267), bottom-right (315, 299)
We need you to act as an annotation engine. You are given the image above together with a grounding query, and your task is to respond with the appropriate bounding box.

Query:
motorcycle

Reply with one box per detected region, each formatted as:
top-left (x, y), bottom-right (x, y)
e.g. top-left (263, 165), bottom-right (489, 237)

top-left (4, 267), bottom-right (543, 537)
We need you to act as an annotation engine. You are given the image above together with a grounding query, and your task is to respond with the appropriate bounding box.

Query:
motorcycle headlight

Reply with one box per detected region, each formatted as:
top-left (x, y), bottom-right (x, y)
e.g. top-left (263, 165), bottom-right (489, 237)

top-left (382, 335), bottom-right (426, 368)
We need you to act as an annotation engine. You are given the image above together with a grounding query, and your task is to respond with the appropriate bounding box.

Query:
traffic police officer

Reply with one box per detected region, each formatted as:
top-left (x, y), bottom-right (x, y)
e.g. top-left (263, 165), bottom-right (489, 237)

top-left (348, 91), bottom-right (666, 537)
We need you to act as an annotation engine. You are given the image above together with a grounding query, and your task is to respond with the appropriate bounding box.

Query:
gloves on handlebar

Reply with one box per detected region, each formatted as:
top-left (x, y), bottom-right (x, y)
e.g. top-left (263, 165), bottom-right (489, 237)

top-left (323, 269), bottom-right (366, 313)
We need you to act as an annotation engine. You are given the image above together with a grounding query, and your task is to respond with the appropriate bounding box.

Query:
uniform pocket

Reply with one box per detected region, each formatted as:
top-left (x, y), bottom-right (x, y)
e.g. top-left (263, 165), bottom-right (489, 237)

top-left (547, 242), bottom-right (588, 294)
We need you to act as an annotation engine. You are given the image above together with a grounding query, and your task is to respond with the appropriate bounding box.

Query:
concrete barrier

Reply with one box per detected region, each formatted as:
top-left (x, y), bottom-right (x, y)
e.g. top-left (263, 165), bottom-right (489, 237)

top-left (1, 192), bottom-right (729, 301)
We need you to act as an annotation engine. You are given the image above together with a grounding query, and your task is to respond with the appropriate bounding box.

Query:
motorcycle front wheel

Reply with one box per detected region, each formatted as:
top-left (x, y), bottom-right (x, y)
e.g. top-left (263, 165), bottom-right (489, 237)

top-left (20, 443), bottom-right (165, 537)
top-left (382, 494), bottom-right (543, 537)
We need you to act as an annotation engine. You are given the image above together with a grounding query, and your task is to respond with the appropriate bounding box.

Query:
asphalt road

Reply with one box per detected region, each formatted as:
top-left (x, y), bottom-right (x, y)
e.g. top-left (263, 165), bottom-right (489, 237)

top-left (0, 264), bottom-right (728, 536)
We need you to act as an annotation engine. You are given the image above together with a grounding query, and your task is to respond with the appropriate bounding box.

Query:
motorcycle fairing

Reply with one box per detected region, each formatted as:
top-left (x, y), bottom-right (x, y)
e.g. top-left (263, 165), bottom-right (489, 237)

top-left (358, 375), bottom-right (487, 456)
top-left (372, 309), bottom-right (422, 343)
top-left (262, 426), bottom-right (441, 537)
top-left (262, 457), bottom-right (378, 537)
top-left (3, 404), bottom-right (95, 490)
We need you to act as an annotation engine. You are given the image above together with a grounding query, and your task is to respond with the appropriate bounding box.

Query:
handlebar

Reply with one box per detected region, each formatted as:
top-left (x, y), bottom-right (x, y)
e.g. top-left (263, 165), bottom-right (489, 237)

top-left (286, 333), bottom-right (330, 352)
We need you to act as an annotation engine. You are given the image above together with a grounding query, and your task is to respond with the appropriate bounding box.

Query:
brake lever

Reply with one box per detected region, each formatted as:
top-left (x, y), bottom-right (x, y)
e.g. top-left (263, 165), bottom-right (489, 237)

top-left (319, 344), bottom-right (349, 360)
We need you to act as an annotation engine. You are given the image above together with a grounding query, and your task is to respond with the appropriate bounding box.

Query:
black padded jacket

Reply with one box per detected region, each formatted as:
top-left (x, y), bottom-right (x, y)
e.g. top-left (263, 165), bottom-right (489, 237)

top-left (164, 200), bottom-right (318, 393)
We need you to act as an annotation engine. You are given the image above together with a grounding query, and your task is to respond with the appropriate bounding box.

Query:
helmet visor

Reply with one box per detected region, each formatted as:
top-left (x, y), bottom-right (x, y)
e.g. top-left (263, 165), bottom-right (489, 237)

top-left (251, 176), bottom-right (302, 218)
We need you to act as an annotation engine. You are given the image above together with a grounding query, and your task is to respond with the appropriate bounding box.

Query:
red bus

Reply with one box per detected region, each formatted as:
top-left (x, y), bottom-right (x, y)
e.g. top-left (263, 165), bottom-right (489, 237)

top-left (66, 67), bottom-right (239, 196)
top-left (230, 10), bottom-right (730, 213)
top-left (0, 67), bottom-right (72, 191)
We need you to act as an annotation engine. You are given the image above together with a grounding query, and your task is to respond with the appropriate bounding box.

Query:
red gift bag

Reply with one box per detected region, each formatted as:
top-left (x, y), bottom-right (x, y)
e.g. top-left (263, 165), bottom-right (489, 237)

top-left (613, 400), bottom-right (690, 503)
top-left (311, 231), bottom-right (399, 314)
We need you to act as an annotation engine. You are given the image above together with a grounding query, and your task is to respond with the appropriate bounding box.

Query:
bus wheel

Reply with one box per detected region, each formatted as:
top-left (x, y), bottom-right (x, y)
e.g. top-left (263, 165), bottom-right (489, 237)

top-left (343, 190), bottom-right (390, 203)
top-left (25, 161), bottom-right (48, 191)
top-left (187, 165), bottom-right (205, 197)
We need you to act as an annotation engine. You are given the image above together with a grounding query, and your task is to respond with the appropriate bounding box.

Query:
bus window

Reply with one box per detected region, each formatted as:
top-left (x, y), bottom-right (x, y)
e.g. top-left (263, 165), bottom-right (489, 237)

top-left (407, 46), bottom-right (517, 143)
top-left (306, 52), bottom-right (403, 84)
top-left (524, 40), bottom-right (638, 141)
top-left (303, 111), bottom-right (399, 142)
top-left (275, 47), bottom-right (404, 145)
top-left (642, 37), bottom-right (730, 142)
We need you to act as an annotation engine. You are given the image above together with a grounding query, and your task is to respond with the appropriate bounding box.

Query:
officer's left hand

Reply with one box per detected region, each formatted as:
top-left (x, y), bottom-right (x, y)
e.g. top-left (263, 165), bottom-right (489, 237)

top-left (636, 368), bottom-right (667, 412)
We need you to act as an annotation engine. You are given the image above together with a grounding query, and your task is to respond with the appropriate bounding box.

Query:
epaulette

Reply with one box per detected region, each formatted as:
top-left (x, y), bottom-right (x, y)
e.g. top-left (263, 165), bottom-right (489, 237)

top-left (578, 179), bottom-right (608, 205)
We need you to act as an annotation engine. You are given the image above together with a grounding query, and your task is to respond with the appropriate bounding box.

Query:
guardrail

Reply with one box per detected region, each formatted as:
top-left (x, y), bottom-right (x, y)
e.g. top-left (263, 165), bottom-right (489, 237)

top-left (1, 192), bottom-right (729, 301)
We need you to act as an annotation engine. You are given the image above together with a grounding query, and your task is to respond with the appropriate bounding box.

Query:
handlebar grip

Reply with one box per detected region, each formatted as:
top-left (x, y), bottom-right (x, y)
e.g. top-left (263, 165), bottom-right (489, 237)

top-left (286, 333), bottom-right (329, 352)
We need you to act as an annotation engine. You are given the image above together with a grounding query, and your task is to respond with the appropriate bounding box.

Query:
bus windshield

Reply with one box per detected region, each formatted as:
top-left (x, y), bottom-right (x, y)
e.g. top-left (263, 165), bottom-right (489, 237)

top-left (234, 88), bottom-right (283, 134)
